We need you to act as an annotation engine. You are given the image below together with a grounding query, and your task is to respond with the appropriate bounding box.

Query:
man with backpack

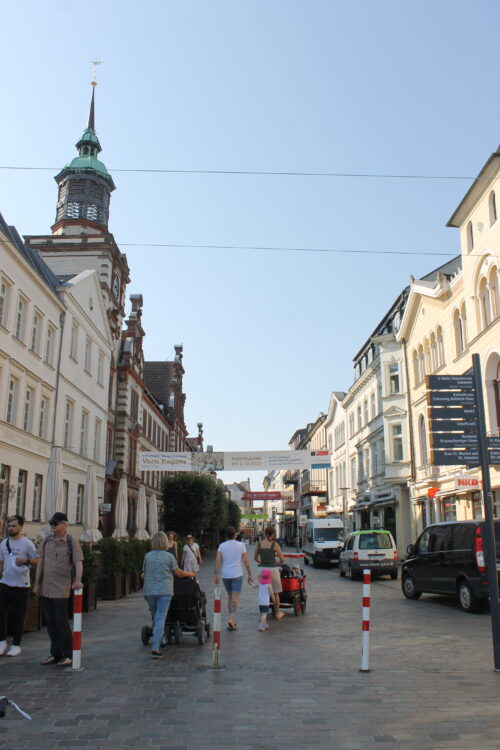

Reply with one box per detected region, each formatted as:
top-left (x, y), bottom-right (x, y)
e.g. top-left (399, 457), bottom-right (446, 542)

top-left (33, 512), bottom-right (83, 667)
top-left (0, 515), bottom-right (40, 657)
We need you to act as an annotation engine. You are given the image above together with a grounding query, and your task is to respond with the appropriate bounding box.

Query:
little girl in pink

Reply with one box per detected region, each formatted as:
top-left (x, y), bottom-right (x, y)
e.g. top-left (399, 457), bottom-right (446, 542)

top-left (257, 568), bottom-right (273, 631)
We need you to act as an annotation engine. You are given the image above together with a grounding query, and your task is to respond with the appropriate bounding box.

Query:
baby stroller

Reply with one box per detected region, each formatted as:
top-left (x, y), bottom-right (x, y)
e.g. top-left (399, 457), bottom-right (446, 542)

top-left (141, 577), bottom-right (211, 647)
top-left (276, 563), bottom-right (307, 616)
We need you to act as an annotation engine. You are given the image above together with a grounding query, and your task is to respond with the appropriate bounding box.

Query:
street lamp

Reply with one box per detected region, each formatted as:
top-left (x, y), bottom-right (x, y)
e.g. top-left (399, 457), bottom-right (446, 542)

top-left (339, 487), bottom-right (350, 536)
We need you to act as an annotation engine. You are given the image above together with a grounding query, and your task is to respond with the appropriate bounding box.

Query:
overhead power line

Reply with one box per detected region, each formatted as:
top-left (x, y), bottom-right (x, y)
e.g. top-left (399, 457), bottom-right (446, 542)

top-left (118, 242), bottom-right (456, 257)
top-left (0, 165), bottom-right (497, 182)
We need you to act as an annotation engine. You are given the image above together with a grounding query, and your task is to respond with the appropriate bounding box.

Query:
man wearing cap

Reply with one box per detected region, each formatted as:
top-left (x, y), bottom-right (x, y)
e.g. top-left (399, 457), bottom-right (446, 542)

top-left (34, 512), bottom-right (83, 667)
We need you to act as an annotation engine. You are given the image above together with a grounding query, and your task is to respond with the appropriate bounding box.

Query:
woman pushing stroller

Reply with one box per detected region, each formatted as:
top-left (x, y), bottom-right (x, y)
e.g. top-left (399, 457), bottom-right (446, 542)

top-left (253, 526), bottom-right (286, 619)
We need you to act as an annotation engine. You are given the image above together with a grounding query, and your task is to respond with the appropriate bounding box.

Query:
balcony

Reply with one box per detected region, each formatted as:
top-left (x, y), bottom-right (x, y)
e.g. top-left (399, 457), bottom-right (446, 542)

top-left (283, 470), bottom-right (299, 485)
top-left (301, 480), bottom-right (327, 496)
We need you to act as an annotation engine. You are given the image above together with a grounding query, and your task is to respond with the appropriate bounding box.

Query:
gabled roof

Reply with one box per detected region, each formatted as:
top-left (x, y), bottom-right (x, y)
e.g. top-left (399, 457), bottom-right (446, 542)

top-left (447, 149), bottom-right (500, 227)
top-left (143, 361), bottom-right (174, 406)
top-left (0, 212), bottom-right (60, 293)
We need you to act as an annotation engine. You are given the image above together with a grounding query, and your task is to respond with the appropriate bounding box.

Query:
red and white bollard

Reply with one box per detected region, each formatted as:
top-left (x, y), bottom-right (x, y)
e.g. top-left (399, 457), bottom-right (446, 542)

top-left (360, 569), bottom-right (371, 672)
top-left (72, 587), bottom-right (83, 670)
top-left (213, 586), bottom-right (221, 669)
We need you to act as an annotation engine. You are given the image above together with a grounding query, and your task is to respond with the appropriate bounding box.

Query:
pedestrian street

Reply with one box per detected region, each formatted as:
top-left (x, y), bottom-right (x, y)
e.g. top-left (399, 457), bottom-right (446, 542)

top-left (2, 548), bottom-right (500, 750)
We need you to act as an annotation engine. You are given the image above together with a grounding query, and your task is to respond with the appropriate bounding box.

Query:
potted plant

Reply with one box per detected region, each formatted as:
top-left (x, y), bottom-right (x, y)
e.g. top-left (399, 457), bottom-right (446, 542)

top-left (97, 538), bottom-right (124, 600)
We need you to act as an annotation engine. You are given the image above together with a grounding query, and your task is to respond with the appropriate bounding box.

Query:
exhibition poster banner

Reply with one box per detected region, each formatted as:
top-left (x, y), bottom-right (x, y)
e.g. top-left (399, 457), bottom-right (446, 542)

top-left (138, 449), bottom-right (331, 473)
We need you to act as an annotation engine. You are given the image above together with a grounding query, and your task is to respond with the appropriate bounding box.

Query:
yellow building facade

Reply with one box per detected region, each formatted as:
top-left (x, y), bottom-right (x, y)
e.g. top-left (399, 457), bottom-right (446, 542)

top-left (398, 145), bottom-right (500, 540)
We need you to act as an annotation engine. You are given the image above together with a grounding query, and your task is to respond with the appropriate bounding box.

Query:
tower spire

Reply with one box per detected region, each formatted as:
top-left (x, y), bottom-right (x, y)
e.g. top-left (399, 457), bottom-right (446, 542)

top-left (88, 60), bottom-right (100, 131)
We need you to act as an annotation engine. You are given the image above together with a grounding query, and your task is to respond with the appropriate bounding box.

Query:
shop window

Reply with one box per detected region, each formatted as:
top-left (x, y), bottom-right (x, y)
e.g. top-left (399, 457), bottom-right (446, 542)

top-left (443, 497), bottom-right (457, 521)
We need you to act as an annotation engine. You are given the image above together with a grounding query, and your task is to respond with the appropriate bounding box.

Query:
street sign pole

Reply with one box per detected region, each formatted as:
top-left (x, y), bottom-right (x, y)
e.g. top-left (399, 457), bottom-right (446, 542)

top-left (473, 354), bottom-right (500, 671)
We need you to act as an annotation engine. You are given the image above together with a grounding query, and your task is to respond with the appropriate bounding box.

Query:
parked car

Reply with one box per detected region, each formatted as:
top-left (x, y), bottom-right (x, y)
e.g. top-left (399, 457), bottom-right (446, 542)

top-left (339, 529), bottom-right (399, 580)
top-left (401, 520), bottom-right (500, 613)
top-left (302, 518), bottom-right (345, 568)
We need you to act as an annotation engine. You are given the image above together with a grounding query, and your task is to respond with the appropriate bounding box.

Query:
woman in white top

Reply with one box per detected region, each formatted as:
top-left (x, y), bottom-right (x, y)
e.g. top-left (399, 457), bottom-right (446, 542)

top-left (181, 535), bottom-right (202, 573)
top-left (214, 526), bottom-right (253, 631)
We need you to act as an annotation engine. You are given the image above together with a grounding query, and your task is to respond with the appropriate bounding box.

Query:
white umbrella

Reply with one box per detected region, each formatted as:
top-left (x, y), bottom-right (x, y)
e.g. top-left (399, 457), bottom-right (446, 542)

top-left (135, 485), bottom-right (149, 540)
top-left (112, 477), bottom-right (128, 538)
top-left (80, 465), bottom-right (102, 542)
top-left (44, 446), bottom-right (63, 522)
top-left (148, 493), bottom-right (159, 535)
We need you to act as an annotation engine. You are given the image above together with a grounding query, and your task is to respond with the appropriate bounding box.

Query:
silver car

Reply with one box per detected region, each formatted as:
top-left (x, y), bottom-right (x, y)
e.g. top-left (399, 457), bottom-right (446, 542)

top-left (339, 530), bottom-right (399, 580)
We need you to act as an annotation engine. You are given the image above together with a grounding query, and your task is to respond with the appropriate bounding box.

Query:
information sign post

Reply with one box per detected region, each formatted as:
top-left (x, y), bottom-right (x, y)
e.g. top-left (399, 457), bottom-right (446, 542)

top-left (472, 354), bottom-right (500, 672)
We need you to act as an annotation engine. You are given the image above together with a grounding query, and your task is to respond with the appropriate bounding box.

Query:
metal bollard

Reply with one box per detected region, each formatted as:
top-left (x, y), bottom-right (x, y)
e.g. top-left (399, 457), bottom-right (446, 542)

top-left (360, 569), bottom-right (371, 672)
top-left (213, 585), bottom-right (221, 669)
top-left (72, 587), bottom-right (83, 670)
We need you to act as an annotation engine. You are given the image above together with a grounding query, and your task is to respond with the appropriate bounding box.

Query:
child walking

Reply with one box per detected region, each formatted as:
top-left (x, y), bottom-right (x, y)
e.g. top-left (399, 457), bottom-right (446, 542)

top-left (257, 568), bottom-right (273, 631)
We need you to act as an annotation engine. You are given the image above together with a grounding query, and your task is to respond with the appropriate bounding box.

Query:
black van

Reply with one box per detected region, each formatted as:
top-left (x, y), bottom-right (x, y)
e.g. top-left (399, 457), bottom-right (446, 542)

top-left (401, 520), bottom-right (500, 613)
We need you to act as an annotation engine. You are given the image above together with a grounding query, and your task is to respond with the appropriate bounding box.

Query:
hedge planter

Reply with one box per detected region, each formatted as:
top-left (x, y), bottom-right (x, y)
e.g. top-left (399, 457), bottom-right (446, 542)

top-left (122, 573), bottom-right (131, 597)
top-left (83, 582), bottom-right (98, 612)
top-left (98, 576), bottom-right (122, 601)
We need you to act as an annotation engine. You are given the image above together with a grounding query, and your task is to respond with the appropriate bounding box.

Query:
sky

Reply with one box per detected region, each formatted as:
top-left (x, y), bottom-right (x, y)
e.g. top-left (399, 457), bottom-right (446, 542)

top-left (1, 0), bottom-right (500, 488)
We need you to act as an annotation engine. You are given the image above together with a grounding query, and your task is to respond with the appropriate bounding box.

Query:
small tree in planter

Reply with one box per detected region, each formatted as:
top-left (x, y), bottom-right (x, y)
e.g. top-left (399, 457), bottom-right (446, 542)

top-left (98, 538), bottom-right (125, 600)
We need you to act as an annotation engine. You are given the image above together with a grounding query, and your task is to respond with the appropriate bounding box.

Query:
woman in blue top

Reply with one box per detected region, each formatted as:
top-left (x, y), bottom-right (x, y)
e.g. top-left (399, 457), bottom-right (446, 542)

top-left (142, 531), bottom-right (195, 659)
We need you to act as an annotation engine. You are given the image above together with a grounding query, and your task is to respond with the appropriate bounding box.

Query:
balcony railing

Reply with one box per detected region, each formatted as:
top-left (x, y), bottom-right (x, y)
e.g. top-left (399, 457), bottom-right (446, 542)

top-left (283, 470), bottom-right (299, 485)
top-left (301, 480), bottom-right (327, 496)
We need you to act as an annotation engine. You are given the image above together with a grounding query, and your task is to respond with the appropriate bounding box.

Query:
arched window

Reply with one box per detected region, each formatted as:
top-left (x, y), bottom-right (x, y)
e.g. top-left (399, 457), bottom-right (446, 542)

top-left (478, 276), bottom-right (492, 329)
top-left (424, 338), bottom-right (432, 373)
top-left (418, 344), bottom-right (425, 380)
top-left (485, 355), bottom-right (500, 436)
top-left (436, 327), bottom-right (445, 367)
top-left (453, 309), bottom-right (465, 356)
top-left (489, 266), bottom-right (499, 319)
top-left (430, 332), bottom-right (438, 371)
top-left (412, 349), bottom-right (419, 385)
top-left (489, 191), bottom-right (497, 226)
top-left (418, 414), bottom-right (428, 466)
top-left (466, 221), bottom-right (474, 253)
top-left (460, 302), bottom-right (468, 347)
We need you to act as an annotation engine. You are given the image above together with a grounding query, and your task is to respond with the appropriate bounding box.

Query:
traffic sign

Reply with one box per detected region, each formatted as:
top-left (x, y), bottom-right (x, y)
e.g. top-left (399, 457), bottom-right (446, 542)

top-left (431, 448), bottom-right (480, 466)
top-left (429, 391), bottom-right (477, 406)
top-left (429, 419), bottom-right (479, 432)
top-left (430, 433), bottom-right (480, 449)
top-left (427, 374), bottom-right (475, 389)
top-left (429, 406), bottom-right (478, 419)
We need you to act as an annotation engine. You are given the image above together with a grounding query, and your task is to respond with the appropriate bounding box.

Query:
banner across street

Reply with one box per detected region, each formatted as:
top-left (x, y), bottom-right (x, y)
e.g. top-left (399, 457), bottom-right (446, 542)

top-left (138, 449), bottom-right (331, 473)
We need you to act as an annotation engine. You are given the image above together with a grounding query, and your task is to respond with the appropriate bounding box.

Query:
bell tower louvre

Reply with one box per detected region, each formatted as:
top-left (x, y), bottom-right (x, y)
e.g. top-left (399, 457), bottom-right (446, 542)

top-left (24, 79), bottom-right (129, 342)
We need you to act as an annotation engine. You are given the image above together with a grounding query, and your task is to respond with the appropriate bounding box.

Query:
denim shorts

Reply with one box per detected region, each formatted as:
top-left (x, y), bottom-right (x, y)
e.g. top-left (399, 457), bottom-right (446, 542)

top-left (259, 604), bottom-right (270, 613)
top-left (222, 576), bottom-right (243, 593)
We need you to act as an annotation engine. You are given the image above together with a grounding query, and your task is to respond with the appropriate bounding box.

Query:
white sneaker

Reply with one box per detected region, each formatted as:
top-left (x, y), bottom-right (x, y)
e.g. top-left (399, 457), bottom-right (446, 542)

top-left (0, 641), bottom-right (7, 656)
top-left (6, 645), bottom-right (21, 657)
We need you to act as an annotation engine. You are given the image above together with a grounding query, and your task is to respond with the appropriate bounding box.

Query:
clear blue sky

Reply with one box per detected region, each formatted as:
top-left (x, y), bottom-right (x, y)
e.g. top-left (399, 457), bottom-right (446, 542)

top-left (2, 1), bottom-right (500, 487)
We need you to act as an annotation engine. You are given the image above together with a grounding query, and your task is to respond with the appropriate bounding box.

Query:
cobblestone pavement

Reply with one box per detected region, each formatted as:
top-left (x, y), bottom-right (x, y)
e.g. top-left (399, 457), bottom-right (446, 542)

top-left (2, 546), bottom-right (500, 750)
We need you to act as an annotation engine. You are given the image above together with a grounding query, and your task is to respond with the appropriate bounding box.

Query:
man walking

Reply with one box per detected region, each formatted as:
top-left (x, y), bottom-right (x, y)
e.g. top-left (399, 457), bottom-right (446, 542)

top-left (34, 512), bottom-right (83, 667)
top-left (0, 515), bottom-right (39, 657)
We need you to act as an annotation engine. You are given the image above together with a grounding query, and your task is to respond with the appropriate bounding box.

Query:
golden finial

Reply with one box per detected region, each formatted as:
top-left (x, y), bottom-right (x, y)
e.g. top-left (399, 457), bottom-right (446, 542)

top-left (91, 60), bottom-right (101, 87)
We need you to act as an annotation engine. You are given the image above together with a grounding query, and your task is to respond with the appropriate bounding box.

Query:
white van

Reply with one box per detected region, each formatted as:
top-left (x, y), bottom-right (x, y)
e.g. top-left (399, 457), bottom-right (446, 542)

top-left (302, 518), bottom-right (345, 568)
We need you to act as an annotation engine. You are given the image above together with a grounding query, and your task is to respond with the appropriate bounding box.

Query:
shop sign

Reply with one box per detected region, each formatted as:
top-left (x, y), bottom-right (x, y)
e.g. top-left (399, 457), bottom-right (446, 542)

top-left (454, 475), bottom-right (480, 490)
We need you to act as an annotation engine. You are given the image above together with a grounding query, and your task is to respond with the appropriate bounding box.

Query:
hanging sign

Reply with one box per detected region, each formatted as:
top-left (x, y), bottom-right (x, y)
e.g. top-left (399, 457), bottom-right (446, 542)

top-left (430, 433), bottom-right (480, 449)
top-left (138, 449), bottom-right (331, 473)
top-left (427, 375), bottom-right (474, 389)
top-left (430, 449), bottom-right (480, 466)
top-left (429, 391), bottom-right (477, 406)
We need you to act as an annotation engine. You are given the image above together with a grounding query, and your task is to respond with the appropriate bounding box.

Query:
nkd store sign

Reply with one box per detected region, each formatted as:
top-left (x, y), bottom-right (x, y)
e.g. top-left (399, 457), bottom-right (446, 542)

top-left (138, 450), bottom-right (331, 473)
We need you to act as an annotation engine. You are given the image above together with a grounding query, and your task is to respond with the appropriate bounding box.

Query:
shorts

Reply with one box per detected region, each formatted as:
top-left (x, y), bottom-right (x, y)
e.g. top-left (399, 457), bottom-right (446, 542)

top-left (259, 604), bottom-right (270, 614)
top-left (269, 567), bottom-right (282, 594)
top-left (222, 576), bottom-right (243, 594)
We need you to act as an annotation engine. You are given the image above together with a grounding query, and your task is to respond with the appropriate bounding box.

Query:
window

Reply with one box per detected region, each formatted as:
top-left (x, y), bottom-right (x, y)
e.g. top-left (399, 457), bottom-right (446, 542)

top-left (418, 345), bottom-right (425, 380)
top-left (130, 390), bottom-right (139, 421)
top-left (97, 351), bottom-right (105, 385)
top-left (38, 396), bottom-right (48, 439)
top-left (0, 280), bottom-right (10, 328)
top-left (489, 191), bottom-right (497, 226)
top-left (44, 324), bottom-right (55, 365)
top-left (357, 406), bottom-right (362, 430)
top-left (453, 308), bottom-right (465, 356)
top-left (372, 443), bottom-right (378, 478)
top-left (64, 400), bottom-right (74, 449)
top-left (466, 221), bottom-right (474, 253)
top-left (93, 418), bottom-right (102, 462)
top-left (363, 400), bottom-right (368, 424)
top-left (418, 414), bottom-right (428, 466)
top-left (430, 333), bottom-right (438, 370)
top-left (348, 413), bottom-right (355, 438)
top-left (424, 339), bottom-right (431, 373)
top-left (351, 456), bottom-right (357, 490)
top-left (412, 349), bottom-right (420, 385)
top-left (14, 297), bottom-right (26, 341)
top-left (84, 338), bottom-right (92, 373)
top-left (30, 312), bottom-right (41, 354)
top-left (489, 267), bottom-right (499, 320)
top-left (70, 323), bottom-right (79, 360)
top-left (62, 480), bottom-right (69, 516)
top-left (436, 327), bottom-right (445, 367)
top-left (129, 437), bottom-right (137, 476)
top-left (388, 363), bottom-right (400, 394)
top-left (443, 497), bottom-right (457, 521)
top-left (23, 387), bottom-right (34, 432)
top-left (391, 424), bottom-right (403, 461)
top-left (16, 470), bottom-right (27, 515)
top-left (169, 390), bottom-right (175, 409)
top-left (6, 376), bottom-right (18, 425)
top-left (76, 484), bottom-right (84, 524)
top-left (472, 492), bottom-right (483, 520)
top-left (370, 392), bottom-right (376, 418)
top-left (478, 277), bottom-right (492, 329)
top-left (80, 410), bottom-right (89, 456)
top-left (33, 474), bottom-right (43, 521)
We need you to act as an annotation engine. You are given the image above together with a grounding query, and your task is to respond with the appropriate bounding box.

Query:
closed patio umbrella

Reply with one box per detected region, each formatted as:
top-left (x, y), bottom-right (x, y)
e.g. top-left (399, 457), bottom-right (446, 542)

top-left (80, 465), bottom-right (102, 542)
top-left (148, 493), bottom-right (158, 535)
top-left (44, 446), bottom-right (63, 522)
top-left (112, 477), bottom-right (128, 538)
top-left (135, 484), bottom-right (149, 540)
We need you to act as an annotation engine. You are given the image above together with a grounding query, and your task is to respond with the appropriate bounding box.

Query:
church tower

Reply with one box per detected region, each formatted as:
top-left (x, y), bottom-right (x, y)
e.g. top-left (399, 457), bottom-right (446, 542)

top-left (52, 83), bottom-right (115, 234)
top-left (25, 79), bottom-right (129, 342)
